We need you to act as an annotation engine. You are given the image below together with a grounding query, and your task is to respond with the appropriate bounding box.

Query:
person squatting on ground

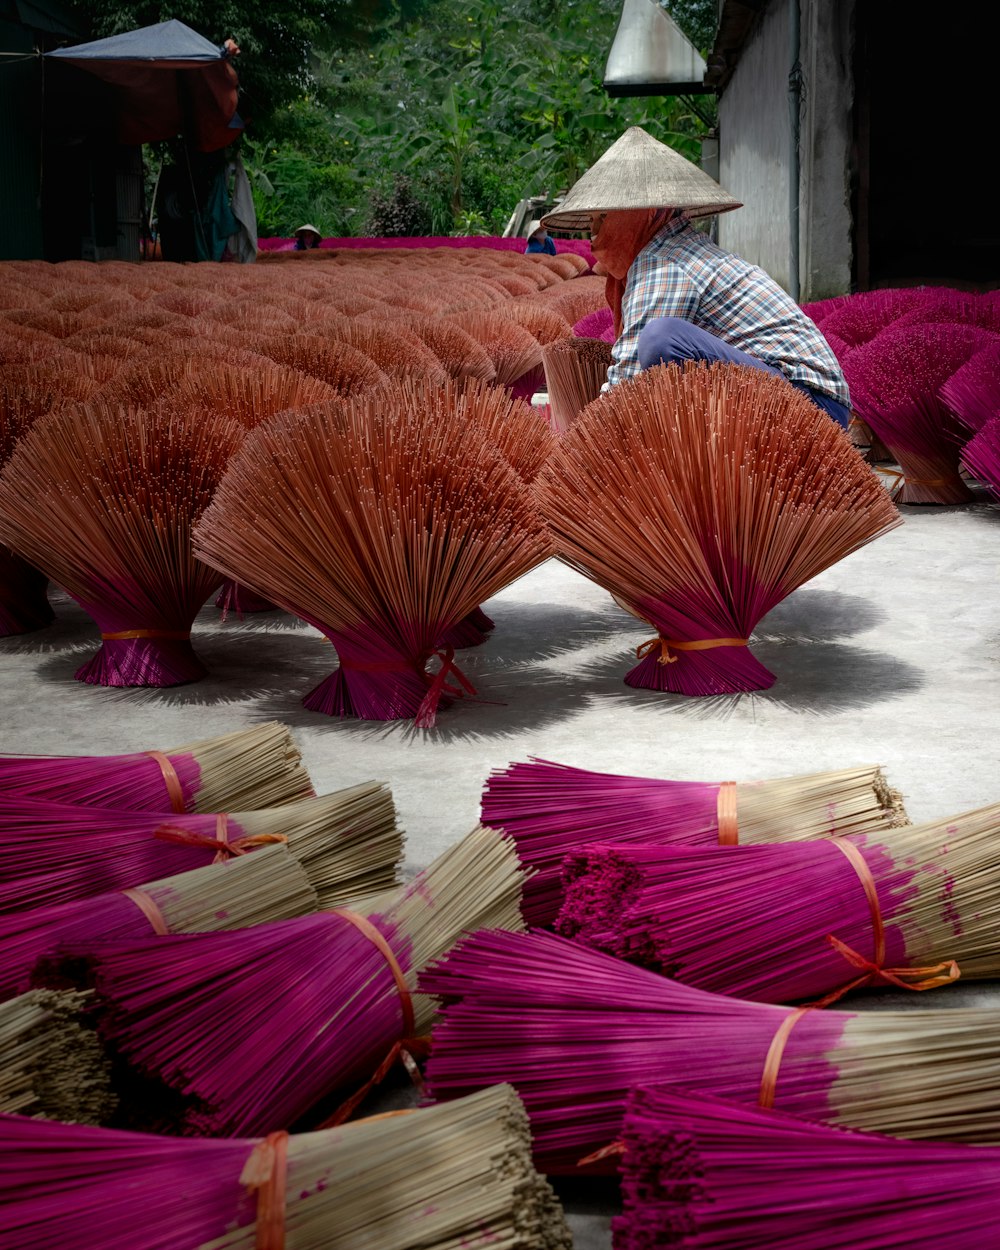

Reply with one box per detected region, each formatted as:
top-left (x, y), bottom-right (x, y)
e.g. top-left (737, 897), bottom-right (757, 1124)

top-left (542, 127), bottom-right (851, 429)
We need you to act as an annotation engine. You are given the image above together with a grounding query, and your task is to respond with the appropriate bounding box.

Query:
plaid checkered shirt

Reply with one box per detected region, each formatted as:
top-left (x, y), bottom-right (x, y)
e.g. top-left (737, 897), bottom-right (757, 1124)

top-left (605, 216), bottom-right (851, 406)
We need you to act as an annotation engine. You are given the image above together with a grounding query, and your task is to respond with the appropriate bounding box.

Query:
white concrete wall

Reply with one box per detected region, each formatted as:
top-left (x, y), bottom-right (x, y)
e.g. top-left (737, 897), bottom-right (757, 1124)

top-left (715, 0), bottom-right (855, 301)
top-left (798, 0), bottom-right (854, 300)
top-left (716, 0), bottom-right (793, 288)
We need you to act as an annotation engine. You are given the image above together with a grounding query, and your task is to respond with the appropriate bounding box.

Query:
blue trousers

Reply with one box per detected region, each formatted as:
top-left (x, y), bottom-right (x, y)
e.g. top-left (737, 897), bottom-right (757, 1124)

top-left (636, 316), bottom-right (851, 430)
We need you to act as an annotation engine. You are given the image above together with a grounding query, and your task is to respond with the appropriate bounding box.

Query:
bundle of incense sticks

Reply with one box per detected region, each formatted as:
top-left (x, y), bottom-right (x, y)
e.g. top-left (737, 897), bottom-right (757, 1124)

top-left (307, 320), bottom-right (451, 385)
top-left (393, 315), bottom-right (497, 381)
top-left (192, 388), bottom-right (552, 726)
top-left (811, 287), bottom-right (936, 352)
top-left (420, 928), bottom-right (1000, 1174)
top-left (0, 370), bottom-right (57, 635)
top-left (0, 400), bottom-right (246, 686)
top-left (481, 758), bottom-right (908, 924)
top-left (447, 311), bottom-right (545, 388)
top-left (244, 331), bottom-right (393, 393)
top-left (613, 1085), bottom-right (999, 1250)
top-left (0, 722), bottom-right (313, 812)
top-left (961, 417), bottom-right (1000, 501)
top-left (571, 306), bottom-right (614, 342)
top-left (0, 844), bottom-right (318, 1001)
top-left (940, 342), bottom-right (1000, 433)
top-left (48, 826), bottom-right (526, 1136)
top-left (541, 337), bottom-right (614, 434)
top-left (555, 799), bottom-right (1000, 999)
top-left (0, 1085), bottom-right (571, 1250)
top-left (0, 988), bottom-right (115, 1121)
top-left (0, 782), bottom-right (402, 914)
top-left (844, 321), bottom-right (996, 503)
top-left (534, 361), bottom-right (901, 695)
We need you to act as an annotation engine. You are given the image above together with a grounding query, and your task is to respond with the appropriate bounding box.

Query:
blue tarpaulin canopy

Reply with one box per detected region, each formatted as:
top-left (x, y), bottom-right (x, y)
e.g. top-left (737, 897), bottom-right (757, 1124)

top-left (45, 19), bottom-right (242, 150)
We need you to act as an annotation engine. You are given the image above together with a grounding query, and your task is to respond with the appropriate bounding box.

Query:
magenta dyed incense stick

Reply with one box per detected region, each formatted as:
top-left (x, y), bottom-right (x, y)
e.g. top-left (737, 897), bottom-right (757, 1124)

top-left (481, 758), bottom-right (906, 925)
top-left (0, 845), bottom-right (316, 1001)
top-left (941, 343), bottom-right (1000, 433)
top-left (533, 362), bottom-right (901, 696)
top-left (961, 416), bottom-right (1000, 502)
top-left (844, 321), bottom-right (996, 504)
top-left (0, 1084), bottom-right (568, 1250)
top-left (555, 833), bottom-right (970, 1003)
top-left (420, 928), bottom-right (1000, 1173)
top-left (613, 1086), bottom-right (1000, 1250)
top-left (0, 722), bottom-right (313, 813)
top-left (44, 827), bottom-right (525, 1136)
top-left (192, 393), bottom-right (551, 726)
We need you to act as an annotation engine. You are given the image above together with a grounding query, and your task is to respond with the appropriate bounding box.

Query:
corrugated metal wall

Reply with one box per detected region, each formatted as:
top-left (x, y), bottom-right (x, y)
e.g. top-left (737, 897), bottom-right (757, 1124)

top-left (0, 18), bottom-right (44, 260)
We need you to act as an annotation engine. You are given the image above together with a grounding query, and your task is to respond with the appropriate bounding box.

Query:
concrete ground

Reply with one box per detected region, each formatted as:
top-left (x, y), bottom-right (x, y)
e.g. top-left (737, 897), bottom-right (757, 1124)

top-left (2, 486), bottom-right (999, 1246)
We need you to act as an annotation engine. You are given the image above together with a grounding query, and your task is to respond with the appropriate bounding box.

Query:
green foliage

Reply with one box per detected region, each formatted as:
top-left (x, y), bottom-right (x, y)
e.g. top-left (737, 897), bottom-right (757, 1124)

top-left (366, 174), bottom-right (434, 236)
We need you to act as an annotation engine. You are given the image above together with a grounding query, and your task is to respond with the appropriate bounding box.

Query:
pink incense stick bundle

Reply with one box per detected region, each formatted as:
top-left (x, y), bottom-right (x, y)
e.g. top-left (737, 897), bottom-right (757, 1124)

top-left (940, 342), bottom-right (1000, 433)
top-left (421, 928), bottom-right (1000, 1174)
top-left (0, 400), bottom-right (245, 686)
top-left (533, 361), bottom-right (902, 696)
top-left (0, 844), bottom-right (317, 1001)
top-left (554, 801), bottom-right (1000, 1000)
top-left (844, 321), bottom-right (996, 503)
top-left (960, 416), bottom-right (1000, 501)
top-left (0, 781), bottom-right (401, 915)
top-left (47, 827), bottom-right (525, 1136)
top-left (0, 1084), bottom-right (570, 1250)
top-left (0, 722), bottom-right (313, 813)
top-left (613, 1086), bottom-right (1000, 1250)
top-left (192, 390), bottom-right (552, 726)
top-left (814, 287), bottom-right (938, 351)
top-left (572, 306), bottom-right (615, 342)
top-left (481, 758), bottom-right (907, 925)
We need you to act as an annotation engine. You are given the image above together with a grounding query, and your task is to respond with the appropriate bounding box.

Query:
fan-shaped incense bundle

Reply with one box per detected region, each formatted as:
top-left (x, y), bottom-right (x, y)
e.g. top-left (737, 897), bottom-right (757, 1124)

top-left (246, 332), bottom-right (390, 394)
top-left (817, 287), bottom-right (936, 349)
top-left (844, 321), bottom-right (996, 503)
top-left (52, 826), bottom-right (525, 1136)
top-left (0, 1085), bottom-right (571, 1250)
top-left (541, 336), bottom-right (613, 435)
top-left (311, 321), bottom-right (450, 384)
top-left (481, 758), bottom-right (908, 924)
top-left (614, 1086), bottom-right (999, 1250)
top-left (0, 375), bottom-right (56, 635)
top-left (572, 306), bottom-right (615, 342)
top-left (961, 416), bottom-right (1000, 501)
top-left (0, 722), bottom-right (313, 812)
top-left (395, 315), bottom-right (497, 381)
top-left (556, 799), bottom-right (1000, 1000)
top-left (192, 390), bottom-right (552, 726)
top-left (940, 342), bottom-right (1000, 432)
top-left (421, 928), bottom-right (1000, 1174)
top-left (448, 311), bottom-right (544, 389)
top-left (534, 362), bottom-right (902, 695)
top-left (0, 782), bottom-right (401, 914)
top-left (0, 988), bottom-right (115, 1121)
top-left (0, 844), bottom-right (317, 1001)
top-left (0, 401), bottom-right (245, 686)
top-left (496, 302), bottom-right (573, 346)
top-left (535, 276), bottom-right (608, 326)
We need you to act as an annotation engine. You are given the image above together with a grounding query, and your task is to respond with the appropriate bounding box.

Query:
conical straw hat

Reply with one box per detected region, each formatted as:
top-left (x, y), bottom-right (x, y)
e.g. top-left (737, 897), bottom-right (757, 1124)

top-left (541, 126), bottom-right (742, 232)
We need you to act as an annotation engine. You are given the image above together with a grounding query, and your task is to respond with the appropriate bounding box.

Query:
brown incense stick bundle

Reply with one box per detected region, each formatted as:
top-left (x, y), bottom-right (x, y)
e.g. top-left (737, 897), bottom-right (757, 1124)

top-left (528, 255), bottom-right (581, 281)
top-left (0, 399), bottom-right (245, 686)
top-left (309, 321), bottom-right (450, 384)
top-left (192, 388), bottom-right (552, 724)
top-left (248, 332), bottom-right (389, 394)
top-left (149, 287), bottom-right (221, 318)
top-left (542, 336), bottom-right (614, 434)
top-left (0, 988), bottom-right (115, 1121)
top-left (395, 315), bottom-right (497, 381)
top-left (169, 362), bottom-right (338, 425)
top-left (496, 301), bottom-right (573, 345)
top-left (535, 276), bottom-right (609, 325)
top-left (448, 311), bottom-right (544, 387)
top-left (534, 361), bottom-right (902, 696)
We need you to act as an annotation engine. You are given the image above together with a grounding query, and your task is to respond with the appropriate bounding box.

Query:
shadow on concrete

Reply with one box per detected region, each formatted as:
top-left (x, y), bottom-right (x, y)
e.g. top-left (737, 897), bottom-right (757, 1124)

top-left (19, 586), bottom-right (922, 731)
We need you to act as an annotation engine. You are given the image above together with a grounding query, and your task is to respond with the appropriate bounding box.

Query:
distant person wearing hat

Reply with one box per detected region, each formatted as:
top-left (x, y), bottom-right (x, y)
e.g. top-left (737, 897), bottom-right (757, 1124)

top-left (525, 220), bottom-right (557, 256)
top-left (294, 224), bottom-right (322, 251)
top-left (541, 127), bottom-right (851, 429)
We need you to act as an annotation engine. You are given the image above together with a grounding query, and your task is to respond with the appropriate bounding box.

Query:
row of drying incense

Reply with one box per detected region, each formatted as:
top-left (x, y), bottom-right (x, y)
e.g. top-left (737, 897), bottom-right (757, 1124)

top-left (802, 286), bottom-right (1000, 504)
top-left (3, 729), bottom-right (1000, 1244)
top-left (0, 363), bottom-right (902, 718)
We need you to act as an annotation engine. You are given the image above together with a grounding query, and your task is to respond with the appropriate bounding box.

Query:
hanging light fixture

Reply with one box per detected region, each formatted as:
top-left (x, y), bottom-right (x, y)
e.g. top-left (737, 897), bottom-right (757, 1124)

top-left (604, 0), bottom-right (711, 97)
